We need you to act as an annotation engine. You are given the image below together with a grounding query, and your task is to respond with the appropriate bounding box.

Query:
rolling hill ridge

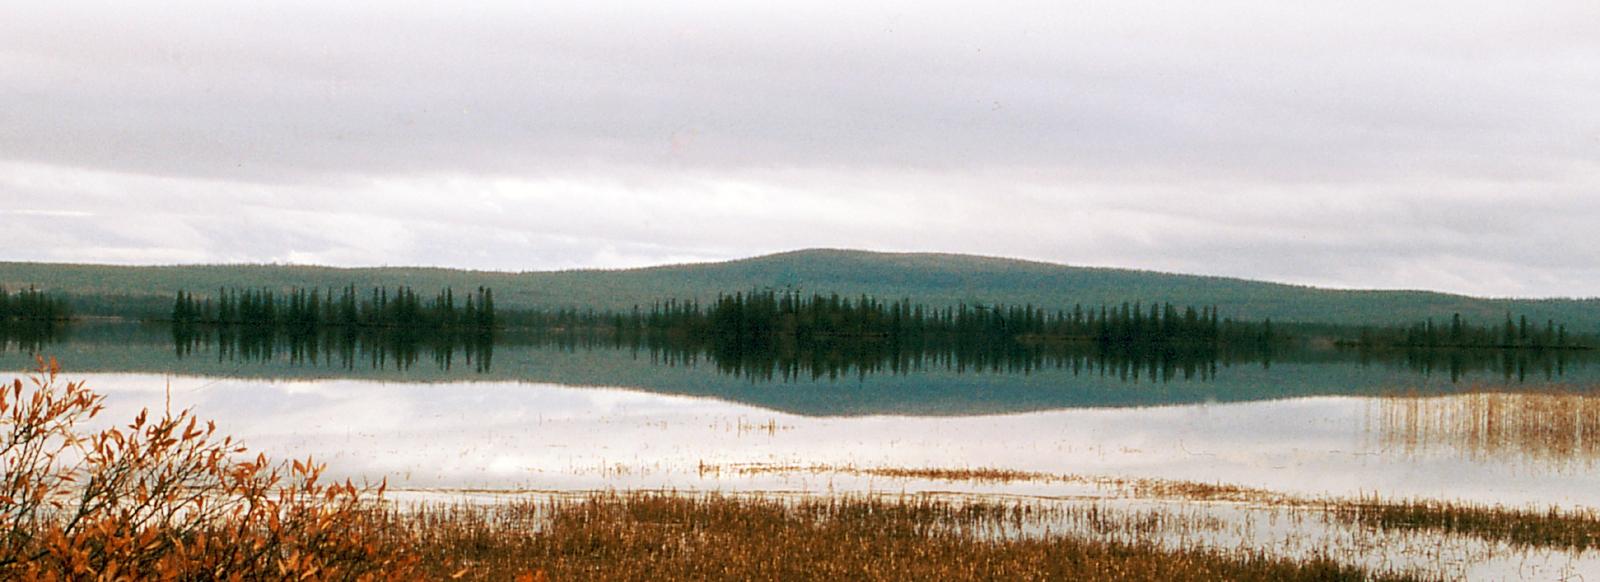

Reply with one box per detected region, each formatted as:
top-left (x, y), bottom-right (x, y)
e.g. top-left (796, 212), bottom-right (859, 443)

top-left (3, 249), bottom-right (1597, 328)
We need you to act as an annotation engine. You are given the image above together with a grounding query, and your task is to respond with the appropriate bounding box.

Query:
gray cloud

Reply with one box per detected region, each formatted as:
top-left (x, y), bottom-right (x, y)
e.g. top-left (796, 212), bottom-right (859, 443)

top-left (2, 1), bottom-right (1598, 297)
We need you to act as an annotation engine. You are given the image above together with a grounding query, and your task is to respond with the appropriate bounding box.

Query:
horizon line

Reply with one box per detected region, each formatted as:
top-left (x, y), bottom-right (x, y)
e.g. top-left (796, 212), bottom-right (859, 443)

top-left (2, 248), bottom-right (1596, 303)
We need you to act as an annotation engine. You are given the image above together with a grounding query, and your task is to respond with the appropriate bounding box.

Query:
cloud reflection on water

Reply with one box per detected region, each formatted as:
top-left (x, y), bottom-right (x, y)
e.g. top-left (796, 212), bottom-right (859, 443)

top-left (63, 373), bottom-right (1600, 510)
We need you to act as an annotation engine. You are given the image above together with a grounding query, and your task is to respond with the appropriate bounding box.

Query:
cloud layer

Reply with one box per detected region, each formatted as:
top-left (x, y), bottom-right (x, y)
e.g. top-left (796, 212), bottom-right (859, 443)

top-left (3, 1), bottom-right (1598, 297)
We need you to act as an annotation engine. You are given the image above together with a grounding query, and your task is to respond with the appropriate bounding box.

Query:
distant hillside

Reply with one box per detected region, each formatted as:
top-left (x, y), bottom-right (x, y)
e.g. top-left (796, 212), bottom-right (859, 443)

top-left (3, 249), bottom-right (1598, 329)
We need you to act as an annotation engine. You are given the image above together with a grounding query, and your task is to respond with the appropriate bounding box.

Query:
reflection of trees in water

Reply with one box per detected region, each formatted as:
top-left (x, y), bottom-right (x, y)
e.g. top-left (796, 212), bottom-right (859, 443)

top-left (542, 332), bottom-right (1600, 385)
top-left (1373, 391), bottom-right (1600, 468)
top-left (170, 325), bottom-right (494, 373)
top-left (1357, 347), bottom-right (1589, 384)
top-left (103, 324), bottom-right (1600, 383)
top-left (535, 332), bottom-right (1255, 384)
top-left (0, 322), bottom-right (66, 354)
top-left (694, 336), bottom-right (1236, 383)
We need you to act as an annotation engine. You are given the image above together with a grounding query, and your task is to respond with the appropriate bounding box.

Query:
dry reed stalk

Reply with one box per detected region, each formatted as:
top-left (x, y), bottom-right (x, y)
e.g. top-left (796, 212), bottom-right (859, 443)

top-left (1374, 389), bottom-right (1600, 466)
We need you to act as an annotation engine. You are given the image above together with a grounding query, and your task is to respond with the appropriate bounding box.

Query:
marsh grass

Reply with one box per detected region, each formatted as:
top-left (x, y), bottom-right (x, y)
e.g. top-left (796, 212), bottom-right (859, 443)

top-left (379, 493), bottom-right (1403, 581)
top-left (699, 462), bottom-right (1282, 502)
top-left (3, 364), bottom-right (1419, 580)
top-left (1375, 388), bottom-right (1600, 467)
top-left (701, 461), bottom-right (1600, 556)
top-left (10, 365), bottom-right (1597, 580)
top-left (1331, 496), bottom-right (1600, 552)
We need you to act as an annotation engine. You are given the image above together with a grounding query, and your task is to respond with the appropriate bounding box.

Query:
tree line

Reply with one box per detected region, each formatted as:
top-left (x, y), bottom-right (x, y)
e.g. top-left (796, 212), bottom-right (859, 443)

top-left (1345, 313), bottom-right (1592, 350)
top-left (0, 286), bottom-right (71, 322)
top-left (170, 286), bottom-right (497, 331)
top-left (159, 287), bottom-right (1593, 353)
top-left (506, 289), bottom-right (1280, 350)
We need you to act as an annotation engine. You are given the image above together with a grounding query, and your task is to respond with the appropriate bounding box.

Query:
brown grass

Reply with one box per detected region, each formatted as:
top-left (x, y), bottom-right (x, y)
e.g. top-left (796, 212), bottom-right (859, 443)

top-left (699, 462), bottom-right (1281, 502)
top-left (1330, 495), bottom-right (1600, 552)
top-left (1374, 390), bottom-right (1600, 466)
top-left (3, 362), bottom-right (1417, 581)
top-left (703, 461), bottom-right (1600, 555)
top-left (22, 364), bottom-right (1600, 579)
top-left (1, 359), bottom-right (413, 579)
top-left (380, 493), bottom-right (1406, 581)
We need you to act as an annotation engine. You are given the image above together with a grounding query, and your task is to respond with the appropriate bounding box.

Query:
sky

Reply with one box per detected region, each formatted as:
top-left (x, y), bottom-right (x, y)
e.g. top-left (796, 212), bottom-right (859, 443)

top-left (2, 1), bottom-right (1598, 298)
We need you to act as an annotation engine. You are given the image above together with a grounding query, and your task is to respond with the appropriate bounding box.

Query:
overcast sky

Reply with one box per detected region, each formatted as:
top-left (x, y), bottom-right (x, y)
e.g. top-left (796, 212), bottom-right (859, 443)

top-left (2, 1), bottom-right (1598, 297)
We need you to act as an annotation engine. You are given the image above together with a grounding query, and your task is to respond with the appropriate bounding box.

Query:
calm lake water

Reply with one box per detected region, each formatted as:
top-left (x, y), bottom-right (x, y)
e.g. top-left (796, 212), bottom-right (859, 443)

top-left (13, 323), bottom-right (1600, 577)
top-left (6, 323), bottom-right (1598, 505)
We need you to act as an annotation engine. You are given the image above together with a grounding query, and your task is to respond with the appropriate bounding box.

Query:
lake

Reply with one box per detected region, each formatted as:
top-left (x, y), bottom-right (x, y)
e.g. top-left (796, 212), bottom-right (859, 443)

top-left (7, 322), bottom-right (1600, 493)
top-left (7, 322), bottom-right (1600, 578)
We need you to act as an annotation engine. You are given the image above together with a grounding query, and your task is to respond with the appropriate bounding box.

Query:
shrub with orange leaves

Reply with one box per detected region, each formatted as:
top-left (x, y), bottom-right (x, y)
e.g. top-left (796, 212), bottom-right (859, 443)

top-left (1, 357), bottom-right (418, 580)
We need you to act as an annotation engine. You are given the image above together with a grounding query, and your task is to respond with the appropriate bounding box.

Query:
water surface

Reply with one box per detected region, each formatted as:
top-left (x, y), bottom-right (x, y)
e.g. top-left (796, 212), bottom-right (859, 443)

top-left (6, 323), bottom-right (1598, 505)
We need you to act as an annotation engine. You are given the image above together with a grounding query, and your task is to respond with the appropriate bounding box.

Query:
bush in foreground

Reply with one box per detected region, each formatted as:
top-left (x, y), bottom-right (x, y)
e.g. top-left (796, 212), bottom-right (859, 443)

top-left (4, 360), bottom-right (1400, 581)
top-left (1, 358), bottom-right (416, 580)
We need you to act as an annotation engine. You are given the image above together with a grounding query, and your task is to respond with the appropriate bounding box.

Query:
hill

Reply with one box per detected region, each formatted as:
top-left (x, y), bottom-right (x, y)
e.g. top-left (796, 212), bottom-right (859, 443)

top-left (3, 249), bottom-right (1598, 328)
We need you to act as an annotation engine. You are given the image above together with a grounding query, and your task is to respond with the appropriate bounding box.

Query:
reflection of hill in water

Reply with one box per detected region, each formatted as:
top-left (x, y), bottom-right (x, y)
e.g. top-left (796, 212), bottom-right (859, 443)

top-left (5, 323), bottom-right (1600, 417)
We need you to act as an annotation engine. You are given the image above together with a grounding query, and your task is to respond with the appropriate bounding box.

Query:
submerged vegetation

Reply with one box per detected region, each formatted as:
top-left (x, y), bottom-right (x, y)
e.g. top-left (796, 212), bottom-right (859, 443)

top-left (1374, 389), bottom-right (1600, 467)
top-left (1334, 496), bottom-right (1600, 553)
top-left (697, 463), bottom-right (1282, 503)
top-left (704, 461), bottom-right (1600, 556)
top-left (385, 493), bottom-right (1395, 582)
top-left (12, 364), bottom-right (1600, 578)
top-left (5, 257), bottom-right (1598, 577)
top-left (2, 362), bottom-right (1423, 580)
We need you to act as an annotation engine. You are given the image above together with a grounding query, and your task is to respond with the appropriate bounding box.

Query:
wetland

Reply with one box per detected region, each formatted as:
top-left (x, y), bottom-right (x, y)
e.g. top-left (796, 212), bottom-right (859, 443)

top-left (7, 320), bottom-right (1600, 579)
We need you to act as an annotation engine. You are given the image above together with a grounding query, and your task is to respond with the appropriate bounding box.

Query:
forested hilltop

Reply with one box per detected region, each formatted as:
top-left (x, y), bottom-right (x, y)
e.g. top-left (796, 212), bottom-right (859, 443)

top-left (2, 249), bottom-right (1598, 328)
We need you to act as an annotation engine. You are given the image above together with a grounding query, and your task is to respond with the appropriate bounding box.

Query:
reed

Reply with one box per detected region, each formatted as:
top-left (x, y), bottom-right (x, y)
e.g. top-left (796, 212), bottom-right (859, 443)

top-left (378, 493), bottom-right (1403, 581)
top-left (22, 364), bottom-right (1600, 579)
top-left (1374, 388), bottom-right (1600, 466)
top-left (700, 462), bottom-right (1281, 502)
top-left (1331, 495), bottom-right (1600, 552)
top-left (2, 363), bottom-right (1407, 580)
top-left (705, 461), bottom-right (1600, 554)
